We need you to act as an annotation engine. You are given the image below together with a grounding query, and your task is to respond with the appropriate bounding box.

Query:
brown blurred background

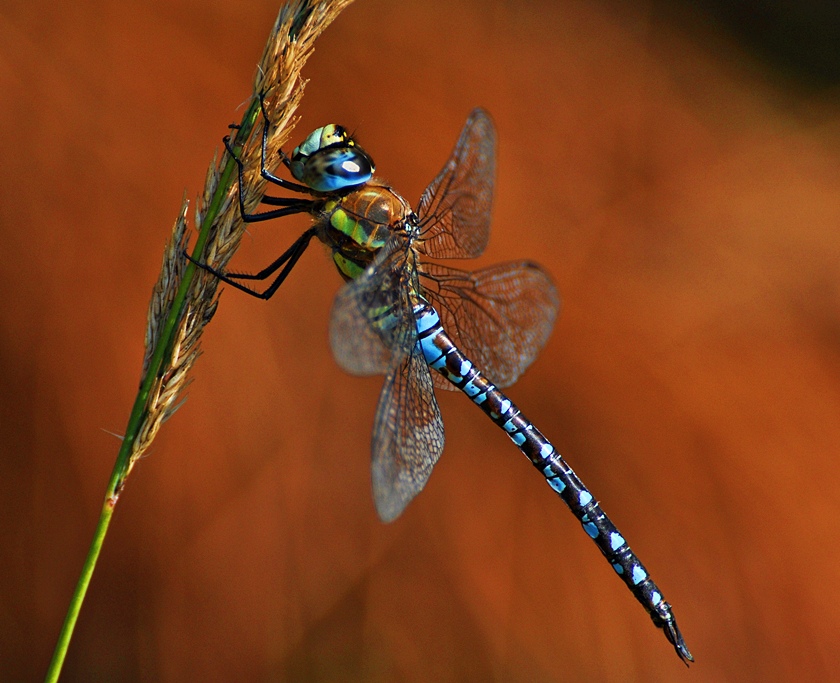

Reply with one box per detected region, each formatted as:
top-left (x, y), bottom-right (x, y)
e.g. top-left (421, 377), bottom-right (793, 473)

top-left (2, 0), bottom-right (840, 680)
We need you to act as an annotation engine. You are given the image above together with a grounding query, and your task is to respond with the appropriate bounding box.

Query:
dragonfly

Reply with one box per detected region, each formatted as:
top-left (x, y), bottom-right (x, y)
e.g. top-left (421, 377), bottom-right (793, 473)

top-left (193, 100), bottom-right (693, 665)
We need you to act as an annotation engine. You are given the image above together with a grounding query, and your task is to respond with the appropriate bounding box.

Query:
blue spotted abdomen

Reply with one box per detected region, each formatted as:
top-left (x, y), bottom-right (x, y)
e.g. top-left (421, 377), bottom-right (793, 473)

top-left (413, 298), bottom-right (692, 663)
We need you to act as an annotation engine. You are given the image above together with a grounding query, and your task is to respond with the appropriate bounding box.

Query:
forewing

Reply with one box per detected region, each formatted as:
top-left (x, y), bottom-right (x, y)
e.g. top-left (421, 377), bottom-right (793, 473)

top-left (421, 260), bottom-right (560, 390)
top-left (371, 343), bottom-right (445, 522)
top-left (417, 109), bottom-right (495, 260)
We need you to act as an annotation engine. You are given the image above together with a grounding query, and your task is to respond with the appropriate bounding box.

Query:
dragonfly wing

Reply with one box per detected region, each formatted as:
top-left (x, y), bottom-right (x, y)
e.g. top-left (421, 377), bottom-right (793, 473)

top-left (417, 109), bottom-right (495, 260)
top-left (329, 237), bottom-right (412, 376)
top-left (421, 260), bottom-right (560, 390)
top-left (327, 236), bottom-right (442, 521)
top-left (330, 283), bottom-right (391, 376)
top-left (371, 342), bottom-right (445, 522)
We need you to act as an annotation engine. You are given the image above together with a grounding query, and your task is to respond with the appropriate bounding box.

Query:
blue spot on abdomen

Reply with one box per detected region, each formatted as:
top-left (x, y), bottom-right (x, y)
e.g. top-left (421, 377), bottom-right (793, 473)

top-left (547, 478), bottom-right (566, 494)
top-left (632, 566), bottom-right (647, 585)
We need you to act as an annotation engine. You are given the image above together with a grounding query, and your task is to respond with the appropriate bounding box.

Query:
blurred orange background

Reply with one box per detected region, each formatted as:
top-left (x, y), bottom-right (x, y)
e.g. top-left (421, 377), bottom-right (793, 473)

top-left (2, 0), bottom-right (839, 680)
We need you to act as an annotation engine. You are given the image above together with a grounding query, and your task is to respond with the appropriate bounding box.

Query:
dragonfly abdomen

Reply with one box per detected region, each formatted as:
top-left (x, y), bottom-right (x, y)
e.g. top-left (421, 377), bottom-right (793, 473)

top-left (413, 298), bottom-right (693, 664)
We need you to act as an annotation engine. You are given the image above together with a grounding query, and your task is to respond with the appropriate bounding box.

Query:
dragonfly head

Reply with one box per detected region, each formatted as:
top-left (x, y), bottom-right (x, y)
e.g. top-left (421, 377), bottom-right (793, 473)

top-left (290, 124), bottom-right (375, 193)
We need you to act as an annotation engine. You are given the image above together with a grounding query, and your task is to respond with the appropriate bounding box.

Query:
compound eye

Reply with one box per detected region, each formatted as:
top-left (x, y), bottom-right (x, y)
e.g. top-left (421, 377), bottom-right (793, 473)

top-left (300, 147), bottom-right (374, 192)
top-left (289, 124), bottom-right (375, 191)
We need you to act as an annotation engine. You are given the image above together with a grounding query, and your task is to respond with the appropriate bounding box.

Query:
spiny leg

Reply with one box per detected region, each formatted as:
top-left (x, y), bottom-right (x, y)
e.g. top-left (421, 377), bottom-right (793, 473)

top-left (255, 92), bottom-right (313, 194)
top-left (222, 135), bottom-right (314, 222)
top-left (186, 226), bottom-right (318, 300)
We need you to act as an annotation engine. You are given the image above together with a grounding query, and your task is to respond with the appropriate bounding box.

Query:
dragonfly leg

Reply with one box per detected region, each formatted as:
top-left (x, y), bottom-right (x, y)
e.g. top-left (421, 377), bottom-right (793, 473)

top-left (256, 91), bottom-right (311, 193)
top-left (186, 226), bottom-right (317, 299)
top-left (222, 134), bottom-right (314, 221)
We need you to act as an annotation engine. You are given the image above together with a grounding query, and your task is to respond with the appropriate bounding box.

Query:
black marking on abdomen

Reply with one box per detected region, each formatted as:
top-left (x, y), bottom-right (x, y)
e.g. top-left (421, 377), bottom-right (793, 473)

top-left (413, 298), bottom-right (692, 664)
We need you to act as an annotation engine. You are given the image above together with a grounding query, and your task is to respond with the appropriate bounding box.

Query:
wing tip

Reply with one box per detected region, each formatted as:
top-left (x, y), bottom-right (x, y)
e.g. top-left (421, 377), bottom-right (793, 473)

top-left (374, 490), bottom-right (409, 524)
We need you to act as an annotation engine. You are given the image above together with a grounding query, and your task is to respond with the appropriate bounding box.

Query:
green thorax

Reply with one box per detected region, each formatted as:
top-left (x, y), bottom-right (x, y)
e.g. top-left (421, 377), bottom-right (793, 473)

top-left (320, 180), bottom-right (411, 281)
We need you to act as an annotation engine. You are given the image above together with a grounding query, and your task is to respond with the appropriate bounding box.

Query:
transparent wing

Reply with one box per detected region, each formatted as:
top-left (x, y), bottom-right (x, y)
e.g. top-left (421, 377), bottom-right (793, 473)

top-left (371, 343), bottom-right (444, 522)
top-left (329, 237), bottom-right (412, 376)
top-left (328, 236), bottom-right (444, 522)
top-left (420, 260), bottom-right (560, 391)
top-left (329, 284), bottom-right (391, 377)
top-left (417, 109), bottom-right (495, 260)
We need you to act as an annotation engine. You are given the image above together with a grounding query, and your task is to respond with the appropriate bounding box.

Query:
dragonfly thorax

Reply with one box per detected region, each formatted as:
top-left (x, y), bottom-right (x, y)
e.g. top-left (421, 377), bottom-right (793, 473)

top-left (320, 181), bottom-right (411, 280)
top-left (290, 124), bottom-right (375, 193)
